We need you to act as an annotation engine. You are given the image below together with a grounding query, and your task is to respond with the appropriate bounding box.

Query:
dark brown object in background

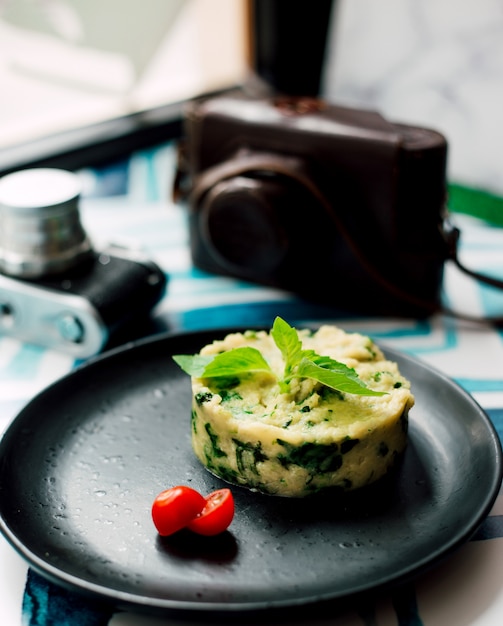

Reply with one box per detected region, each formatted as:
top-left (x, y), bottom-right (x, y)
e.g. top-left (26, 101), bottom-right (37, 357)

top-left (247, 0), bottom-right (334, 96)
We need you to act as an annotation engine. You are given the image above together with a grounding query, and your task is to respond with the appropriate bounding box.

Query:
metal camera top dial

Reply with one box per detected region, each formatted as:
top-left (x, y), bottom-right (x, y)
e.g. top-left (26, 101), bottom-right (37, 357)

top-left (0, 167), bottom-right (92, 279)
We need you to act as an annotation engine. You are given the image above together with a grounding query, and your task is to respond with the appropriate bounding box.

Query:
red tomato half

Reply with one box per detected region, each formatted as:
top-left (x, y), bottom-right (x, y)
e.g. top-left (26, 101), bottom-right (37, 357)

top-left (152, 486), bottom-right (206, 536)
top-left (187, 488), bottom-right (235, 536)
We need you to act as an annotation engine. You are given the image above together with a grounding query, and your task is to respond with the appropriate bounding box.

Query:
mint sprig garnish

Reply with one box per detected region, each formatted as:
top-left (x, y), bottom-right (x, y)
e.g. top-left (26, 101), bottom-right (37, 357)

top-left (173, 317), bottom-right (385, 397)
top-left (173, 347), bottom-right (272, 378)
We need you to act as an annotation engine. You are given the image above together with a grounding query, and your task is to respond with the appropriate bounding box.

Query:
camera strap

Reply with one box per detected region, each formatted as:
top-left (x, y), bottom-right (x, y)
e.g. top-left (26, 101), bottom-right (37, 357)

top-left (190, 151), bottom-right (503, 327)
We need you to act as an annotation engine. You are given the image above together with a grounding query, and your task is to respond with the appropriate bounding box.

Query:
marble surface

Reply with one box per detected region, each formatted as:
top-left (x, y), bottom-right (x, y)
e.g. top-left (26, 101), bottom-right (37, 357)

top-left (323, 0), bottom-right (503, 197)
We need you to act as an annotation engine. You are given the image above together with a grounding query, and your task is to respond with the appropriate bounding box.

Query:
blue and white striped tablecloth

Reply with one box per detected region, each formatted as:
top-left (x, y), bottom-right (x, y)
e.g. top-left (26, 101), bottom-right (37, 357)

top-left (1, 143), bottom-right (503, 625)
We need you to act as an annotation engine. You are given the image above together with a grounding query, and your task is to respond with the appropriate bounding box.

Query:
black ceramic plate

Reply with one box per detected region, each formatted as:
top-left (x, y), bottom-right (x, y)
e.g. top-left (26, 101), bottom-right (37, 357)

top-left (0, 328), bottom-right (501, 618)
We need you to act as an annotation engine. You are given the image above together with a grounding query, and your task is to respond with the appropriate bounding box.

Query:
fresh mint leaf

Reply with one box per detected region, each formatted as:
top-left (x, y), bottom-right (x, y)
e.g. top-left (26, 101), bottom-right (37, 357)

top-left (296, 358), bottom-right (386, 396)
top-left (270, 317), bottom-right (379, 395)
top-left (173, 347), bottom-right (272, 379)
top-left (271, 316), bottom-right (302, 376)
top-left (202, 347), bottom-right (272, 377)
top-left (308, 353), bottom-right (356, 372)
top-left (302, 351), bottom-right (336, 368)
top-left (173, 353), bottom-right (214, 377)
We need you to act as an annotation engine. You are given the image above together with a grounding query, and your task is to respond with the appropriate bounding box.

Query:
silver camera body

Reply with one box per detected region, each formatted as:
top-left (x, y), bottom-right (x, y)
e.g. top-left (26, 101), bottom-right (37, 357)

top-left (0, 169), bottom-right (166, 358)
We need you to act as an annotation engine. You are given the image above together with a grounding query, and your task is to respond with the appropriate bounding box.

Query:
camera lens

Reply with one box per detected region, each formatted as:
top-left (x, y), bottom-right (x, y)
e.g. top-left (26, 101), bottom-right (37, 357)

top-left (199, 176), bottom-right (289, 276)
top-left (0, 168), bottom-right (93, 278)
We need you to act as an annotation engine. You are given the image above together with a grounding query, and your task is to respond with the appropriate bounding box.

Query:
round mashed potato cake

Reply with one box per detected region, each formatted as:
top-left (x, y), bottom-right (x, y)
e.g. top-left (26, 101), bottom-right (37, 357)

top-left (189, 324), bottom-right (414, 497)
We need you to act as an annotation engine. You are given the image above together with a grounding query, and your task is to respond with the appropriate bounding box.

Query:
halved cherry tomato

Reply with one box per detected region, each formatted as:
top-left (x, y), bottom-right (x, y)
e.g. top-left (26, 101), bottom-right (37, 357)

top-left (186, 488), bottom-right (235, 536)
top-left (151, 486), bottom-right (206, 536)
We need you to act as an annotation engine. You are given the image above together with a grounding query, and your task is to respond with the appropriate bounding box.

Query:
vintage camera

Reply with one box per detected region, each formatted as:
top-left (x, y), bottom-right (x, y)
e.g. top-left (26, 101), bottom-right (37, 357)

top-left (0, 168), bottom-right (167, 357)
top-left (177, 94), bottom-right (449, 317)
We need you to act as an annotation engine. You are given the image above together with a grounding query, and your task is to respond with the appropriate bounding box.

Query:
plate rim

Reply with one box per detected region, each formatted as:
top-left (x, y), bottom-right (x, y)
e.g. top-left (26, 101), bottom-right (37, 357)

top-left (0, 326), bottom-right (502, 616)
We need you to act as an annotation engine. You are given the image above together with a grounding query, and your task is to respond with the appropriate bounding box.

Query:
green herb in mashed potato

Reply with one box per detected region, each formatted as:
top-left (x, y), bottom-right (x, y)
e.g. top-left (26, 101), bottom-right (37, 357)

top-left (173, 317), bottom-right (385, 397)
